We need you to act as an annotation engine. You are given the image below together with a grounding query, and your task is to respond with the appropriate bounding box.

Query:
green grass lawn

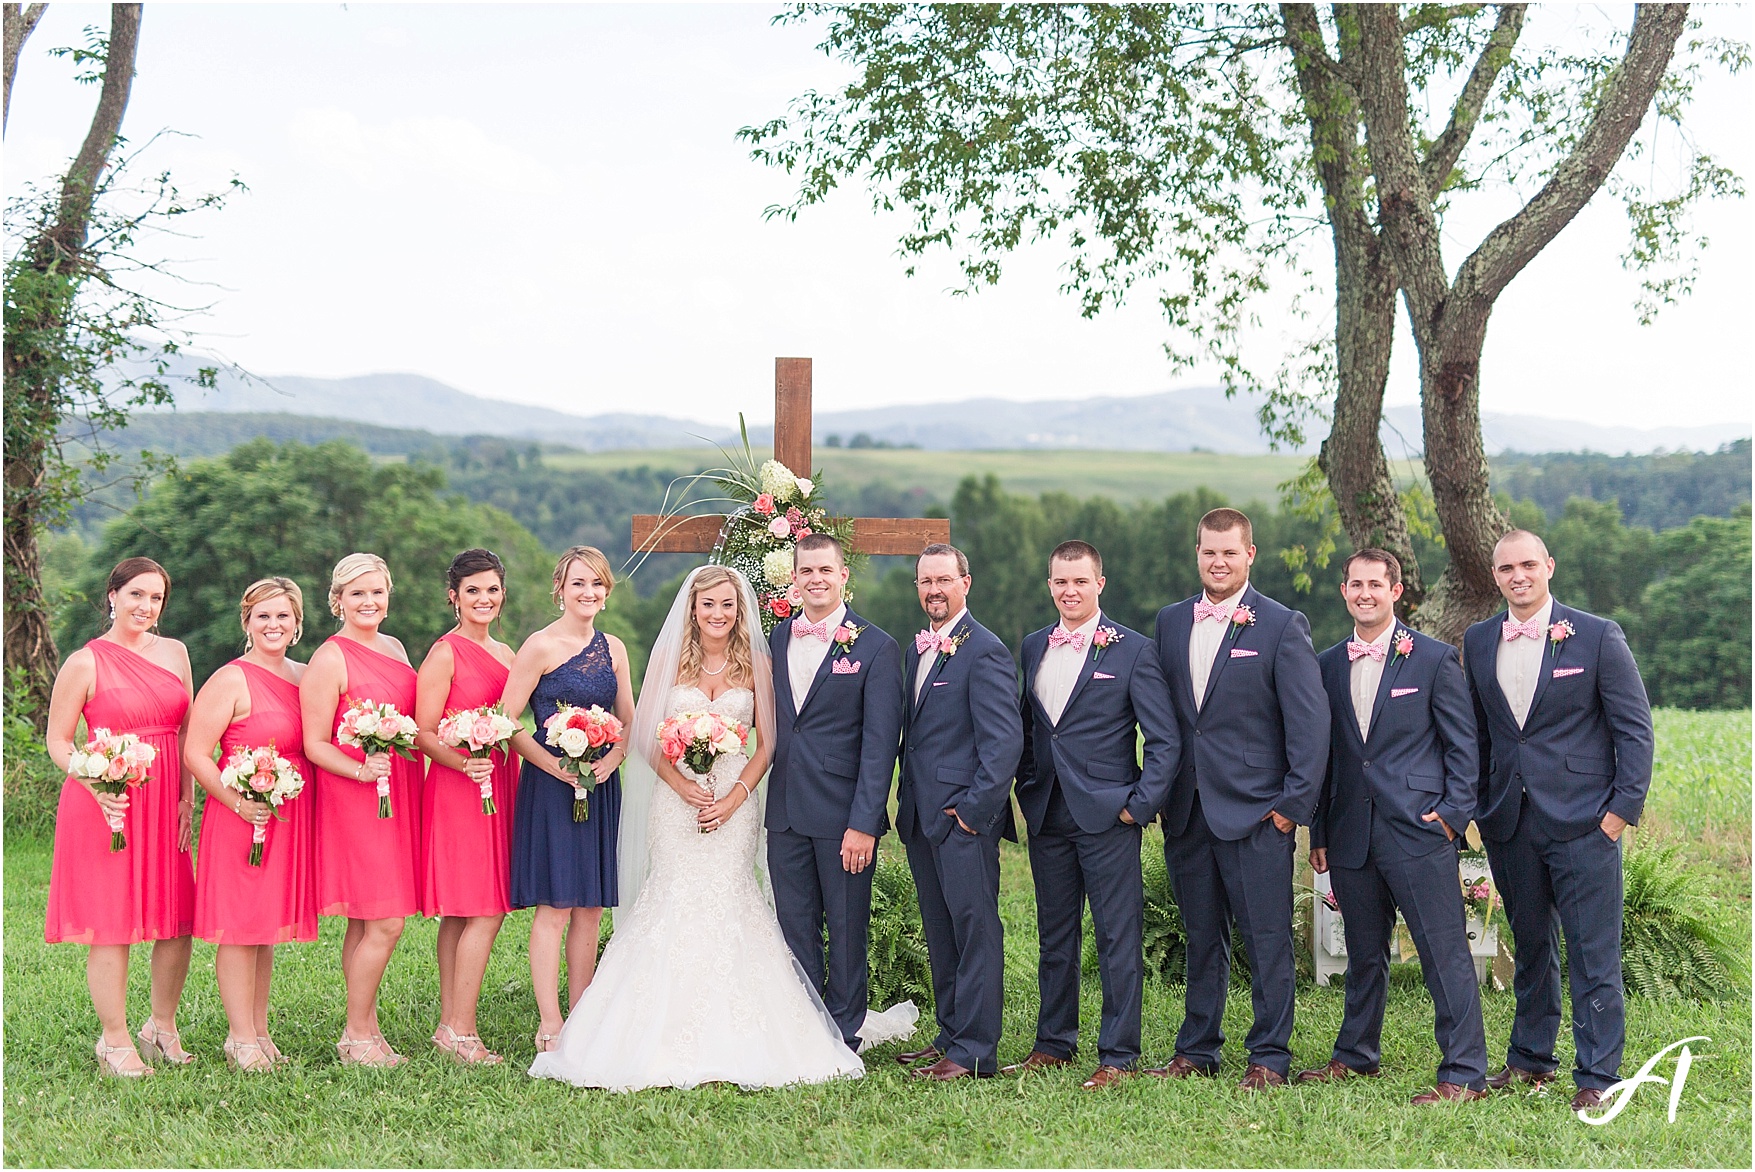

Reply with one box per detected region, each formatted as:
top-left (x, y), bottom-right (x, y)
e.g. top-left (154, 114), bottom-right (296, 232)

top-left (4, 711), bottom-right (1749, 1167)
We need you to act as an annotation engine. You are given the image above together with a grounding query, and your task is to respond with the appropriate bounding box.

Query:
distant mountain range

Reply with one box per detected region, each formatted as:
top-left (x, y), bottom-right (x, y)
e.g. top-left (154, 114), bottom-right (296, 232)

top-left (145, 358), bottom-right (1748, 456)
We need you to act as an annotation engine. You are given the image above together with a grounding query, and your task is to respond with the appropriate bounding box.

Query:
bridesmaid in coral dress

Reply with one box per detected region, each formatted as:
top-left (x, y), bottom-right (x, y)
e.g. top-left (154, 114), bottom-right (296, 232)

top-left (414, 548), bottom-right (519, 1065)
top-left (300, 552), bottom-right (423, 1067)
top-left (44, 557), bottom-right (198, 1077)
top-left (187, 578), bottom-right (318, 1072)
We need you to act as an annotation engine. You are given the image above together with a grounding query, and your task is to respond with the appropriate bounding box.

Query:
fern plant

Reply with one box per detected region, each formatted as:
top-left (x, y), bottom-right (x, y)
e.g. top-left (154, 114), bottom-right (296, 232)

top-left (867, 852), bottom-right (934, 1009)
top-left (1620, 843), bottom-right (1747, 1001)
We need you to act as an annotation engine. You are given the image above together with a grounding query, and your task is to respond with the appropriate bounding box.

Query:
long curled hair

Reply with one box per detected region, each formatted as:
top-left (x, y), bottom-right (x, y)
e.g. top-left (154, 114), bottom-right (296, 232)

top-left (677, 565), bottom-right (755, 690)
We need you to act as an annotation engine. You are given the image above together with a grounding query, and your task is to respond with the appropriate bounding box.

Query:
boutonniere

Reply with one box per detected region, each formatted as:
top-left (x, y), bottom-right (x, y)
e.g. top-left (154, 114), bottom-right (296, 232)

top-left (1548, 619), bottom-right (1575, 648)
top-left (1388, 628), bottom-right (1415, 666)
top-left (1091, 625), bottom-right (1122, 663)
top-left (1227, 605), bottom-right (1256, 643)
top-left (832, 622), bottom-right (864, 655)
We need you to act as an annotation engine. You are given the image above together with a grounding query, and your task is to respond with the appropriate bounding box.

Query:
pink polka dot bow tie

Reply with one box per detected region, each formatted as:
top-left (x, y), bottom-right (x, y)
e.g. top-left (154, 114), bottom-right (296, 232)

top-left (1501, 617), bottom-right (1543, 641)
top-left (1048, 627), bottom-right (1087, 651)
top-left (792, 618), bottom-right (830, 641)
top-left (1346, 639), bottom-right (1386, 662)
top-left (1194, 599), bottom-right (1229, 623)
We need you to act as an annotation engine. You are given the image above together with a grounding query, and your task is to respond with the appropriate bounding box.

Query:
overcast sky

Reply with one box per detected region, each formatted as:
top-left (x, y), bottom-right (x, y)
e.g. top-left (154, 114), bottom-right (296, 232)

top-left (5, 2), bottom-right (1751, 433)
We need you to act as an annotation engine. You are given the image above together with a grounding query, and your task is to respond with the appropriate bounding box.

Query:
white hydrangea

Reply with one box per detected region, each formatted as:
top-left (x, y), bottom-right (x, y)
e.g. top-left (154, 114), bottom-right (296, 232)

top-left (759, 459), bottom-right (800, 502)
top-left (762, 547), bottom-right (795, 588)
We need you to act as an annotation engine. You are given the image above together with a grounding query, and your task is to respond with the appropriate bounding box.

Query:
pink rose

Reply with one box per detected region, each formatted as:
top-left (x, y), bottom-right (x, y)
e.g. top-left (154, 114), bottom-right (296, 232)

top-left (471, 715), bottom-right (496, 746)
top-left (768, 516), bottom-right (791, 538)
top-left (583, 722), bottom-right (609, 749)
top-left (753, 493), bottom-right (776, 515)
top-left (105, 756), bottom-right (130, 781)
top-left (1395, 633), bottom-right (1415, 657)
top-left (833, 624), bottom-right (854, 643)
top-left (1549, 621), bottom-right (1574, 642)
top-left (250, 771), bottom-right (274, 793)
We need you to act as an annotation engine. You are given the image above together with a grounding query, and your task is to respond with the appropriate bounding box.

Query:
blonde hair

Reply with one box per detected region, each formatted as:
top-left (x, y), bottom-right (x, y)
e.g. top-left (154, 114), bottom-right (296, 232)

top-left (328, 552), bottom-right (392, 618)
top-left (551, 545), bottom-right (615, 606)
top-left (241, 577), bottom-right (305, 648)
top-left (678, 565), bottom-right (754, 690)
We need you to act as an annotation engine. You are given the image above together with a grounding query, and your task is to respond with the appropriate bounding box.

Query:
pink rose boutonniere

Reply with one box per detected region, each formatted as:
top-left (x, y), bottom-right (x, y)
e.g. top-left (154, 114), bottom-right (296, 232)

top-left (1091, 625), bottom-right (1122, 663)
top-left (1227, 605), bottom-right (1256, 643)
top-left (1548, 619), bottom-right (1575, 647)
top-left (833, 622), bottom-right (864, 655)
top-left (1389, 628), bottom-right (1415, 665)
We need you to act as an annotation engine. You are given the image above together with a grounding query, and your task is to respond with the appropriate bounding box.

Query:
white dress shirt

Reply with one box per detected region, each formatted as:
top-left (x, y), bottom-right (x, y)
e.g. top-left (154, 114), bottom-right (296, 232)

top-left (1189, 589), bottom-right (1244, 711)
top-left (915, 607), bottom-right (968, 702)
top-left (1348, 623), bottom-right (1395, 742)
top-left (1497, 595), bottom-right (1554, 729)
top-left (787, 602), bottom-right (846, 714)
top-left (1034, 612), bottom-right (1101, 726)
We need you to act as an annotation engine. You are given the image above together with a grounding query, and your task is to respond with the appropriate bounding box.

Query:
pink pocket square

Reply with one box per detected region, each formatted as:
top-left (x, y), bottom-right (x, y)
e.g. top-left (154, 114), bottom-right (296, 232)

top-left (1552, 666), bottom-right (1585, 678)
top-left (932, 680), bottom-right (950, 687)
top-left (831, 659), bottom-right (860, 674)
top-left (1229, 648), bottom-right (1258, 659)
top-left (1390, 687), bottom-right (1419, 698)
top-left (1092, 671), bottom-right (1115, 680)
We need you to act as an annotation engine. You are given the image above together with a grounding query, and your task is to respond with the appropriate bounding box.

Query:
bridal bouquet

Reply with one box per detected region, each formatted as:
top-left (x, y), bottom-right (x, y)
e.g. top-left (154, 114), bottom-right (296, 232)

top-left (335, 698), bottom-right (418, 818)
top-left (217, 743), bottom-right (307, 865)
top-left (656, 711), bottom-right (751, 778)
top-left (68, 728), bottom-right (157, 852)
top-left (436, 703), bottom-right (520, 814)
top-left (542, 703), bottom-right (624, 822)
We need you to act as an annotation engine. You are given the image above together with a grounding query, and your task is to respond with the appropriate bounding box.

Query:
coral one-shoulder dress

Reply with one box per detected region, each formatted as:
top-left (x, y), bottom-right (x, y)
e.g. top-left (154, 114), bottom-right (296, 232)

top-left (421, 633), bottom-right (519, 917)
top-left (193, 660), bottom-right (319, 944)
top-left (312, 636), bottom-right (423, 920)
top-left (45, 639), bottom-right (194, 945)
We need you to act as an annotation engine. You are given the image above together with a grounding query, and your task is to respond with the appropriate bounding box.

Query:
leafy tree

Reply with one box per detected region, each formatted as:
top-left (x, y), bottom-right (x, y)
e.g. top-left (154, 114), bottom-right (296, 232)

top-left (59, 439), bottom-right (608, 688)
top-left (1628, 510), bottom-right (1751, 710)
top-left (742, 3), bottom-right (1740, 640)
top-left (1492, 441), bottom-right (1752, 532)
top-left (1543, 498), bottom-right (1659, 620)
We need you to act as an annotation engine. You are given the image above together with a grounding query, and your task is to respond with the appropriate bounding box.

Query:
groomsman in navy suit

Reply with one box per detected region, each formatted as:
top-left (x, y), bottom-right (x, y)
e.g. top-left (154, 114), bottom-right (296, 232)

top-left (1149, 507), bottom-right (1329, 1089)
top-left (1463, 530), bottom-right (1653, 1112)
top-left (767, 533), bottom-right (905, 1052)
top-left (1008, 540), bottom-right (1180, 1089)
top-left (896, 543), bottom-right (1024, 1080)
top-left (1303, 549), bottom-right (1489, 1103)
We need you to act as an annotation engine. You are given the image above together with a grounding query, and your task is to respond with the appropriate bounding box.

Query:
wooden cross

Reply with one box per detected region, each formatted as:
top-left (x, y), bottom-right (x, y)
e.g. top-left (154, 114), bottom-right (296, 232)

top-left (630, 357), bottom-right (951, 556)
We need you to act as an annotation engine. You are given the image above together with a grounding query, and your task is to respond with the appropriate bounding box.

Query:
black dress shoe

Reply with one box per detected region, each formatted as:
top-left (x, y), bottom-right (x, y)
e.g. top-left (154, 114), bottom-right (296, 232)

top-left (895, 1044), bottom-right (943, 1067)
top-left (1485, 1064), bottom-right (1557, 1091)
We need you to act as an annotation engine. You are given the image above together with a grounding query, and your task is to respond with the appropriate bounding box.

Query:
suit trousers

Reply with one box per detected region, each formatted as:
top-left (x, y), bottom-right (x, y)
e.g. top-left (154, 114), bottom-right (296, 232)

top-left (1329, 823), bottom-right (1488, 1088)
top-left (1165, 790), bottom-right (1297, 1076)
top-left (768, 826), bottom-right (875, 1049)
top-left (1027, 780), bottom-right (1145, 1068)
top-left (905, 819), bottom-right (1005, 1072)
top-left (1486, 796), bottom-right (1626, 1091)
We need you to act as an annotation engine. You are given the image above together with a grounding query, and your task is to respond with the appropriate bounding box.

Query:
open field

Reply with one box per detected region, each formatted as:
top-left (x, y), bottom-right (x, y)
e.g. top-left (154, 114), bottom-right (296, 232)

top-left (3, 709), bottom-right (1748, 1167)
top-left (546, 447), bottom-right (1430, 507)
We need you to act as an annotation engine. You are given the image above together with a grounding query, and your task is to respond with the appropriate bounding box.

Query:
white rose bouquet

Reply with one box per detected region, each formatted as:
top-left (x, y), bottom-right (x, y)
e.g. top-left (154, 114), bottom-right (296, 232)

top-left (217, 743), bottom-right (307, 865)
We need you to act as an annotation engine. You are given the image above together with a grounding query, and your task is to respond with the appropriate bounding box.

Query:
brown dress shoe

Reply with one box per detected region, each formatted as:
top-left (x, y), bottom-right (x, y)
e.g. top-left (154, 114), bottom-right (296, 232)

top-left (912, 1056), bottom-right (990, 1081)
top-left (1295, 1058), bottom-right (1381, 1083)
top-left (1571, 1087), bottom-right (1608, 1112)
top-left (895, 1045), bottom-right (943, 1067)
top-left (1000, 1051), bottom-right (1073, 1075)
top-left (1485, 1065), bottom-right (1556, 1091)
top-left (1237, 1063), bottom-right (1288, 1091)
top-left (1080, 1065), bottom-right (1133, 1090)
top-left (1411, 1082), bottom-right (1492, 1104)
top-left (1142, 1055), bottom-right (1218, 1079)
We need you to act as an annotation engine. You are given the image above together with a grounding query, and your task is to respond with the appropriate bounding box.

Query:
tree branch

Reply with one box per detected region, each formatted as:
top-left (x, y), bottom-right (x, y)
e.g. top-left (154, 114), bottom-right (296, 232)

top-left (3, 2), bottom-right (48, 132)
top-left (1452, 3), bottom-right (1690, 312)
top-left (51, 3), bottom-right (140, 255)
top-left (1421, 3), bottom-right (1526, 192)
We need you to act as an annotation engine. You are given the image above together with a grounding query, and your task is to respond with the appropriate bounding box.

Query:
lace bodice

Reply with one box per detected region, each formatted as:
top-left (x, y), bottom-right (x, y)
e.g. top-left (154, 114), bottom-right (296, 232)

top-left (531, 632), bottom-right (617, 728)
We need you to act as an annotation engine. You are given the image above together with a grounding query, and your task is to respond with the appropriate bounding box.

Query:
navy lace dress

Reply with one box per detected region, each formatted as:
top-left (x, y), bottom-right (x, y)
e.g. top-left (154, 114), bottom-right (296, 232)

top-left (511, 632), bottom-right (622, 909)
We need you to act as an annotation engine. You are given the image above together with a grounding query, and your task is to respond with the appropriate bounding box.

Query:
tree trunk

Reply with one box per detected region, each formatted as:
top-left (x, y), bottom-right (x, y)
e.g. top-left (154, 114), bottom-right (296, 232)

top-left (3, 3), bottom-right (141, 731)
top-left (3, 3), bottom-right (48, 133)
top-left (1352, 2), bottom-right (1686, 642)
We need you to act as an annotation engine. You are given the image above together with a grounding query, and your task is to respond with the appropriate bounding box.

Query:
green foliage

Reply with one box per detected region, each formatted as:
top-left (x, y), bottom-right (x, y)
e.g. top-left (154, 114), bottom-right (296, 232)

top-left (57, 439), bottom-right (584, 687)
top-left (1491, 441), bottom-right (1751, 532)
top-left (1620, 843), bottom-right (1748, 1001)
top-left (1628, 511), bottom-right (1752, 711)
top-left (3, 667), bottom-right (62, 837)
top-left (865, 851), bottom-right (934, 1010)
top-left (1545, 497), bottom-right (1659, 617)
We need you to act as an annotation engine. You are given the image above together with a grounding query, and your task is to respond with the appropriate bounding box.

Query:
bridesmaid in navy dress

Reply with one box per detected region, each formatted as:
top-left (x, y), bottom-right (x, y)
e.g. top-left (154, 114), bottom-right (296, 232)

top-left (503, 546), bottom-right (636, 1054)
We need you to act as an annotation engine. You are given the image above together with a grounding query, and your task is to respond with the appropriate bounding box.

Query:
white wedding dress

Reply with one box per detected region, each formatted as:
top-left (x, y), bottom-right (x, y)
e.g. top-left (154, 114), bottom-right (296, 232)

top-left (528, 684), bottom-right (868, 1091)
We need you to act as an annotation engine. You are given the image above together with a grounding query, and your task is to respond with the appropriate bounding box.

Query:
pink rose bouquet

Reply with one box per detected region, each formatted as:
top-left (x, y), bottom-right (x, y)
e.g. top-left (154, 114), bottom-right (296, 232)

top-left (336, 697), bottom-right (418, 818)
top-left (436, 703), bottom-right (521, 814)
top-left (217, 743), bottom-right (307, 865)
top-left (67, 727), bottom-right (157, 852)
top-left (656, 710), bottom-right (751, 778)
top-left (542, 703), bottom-right (624, 822)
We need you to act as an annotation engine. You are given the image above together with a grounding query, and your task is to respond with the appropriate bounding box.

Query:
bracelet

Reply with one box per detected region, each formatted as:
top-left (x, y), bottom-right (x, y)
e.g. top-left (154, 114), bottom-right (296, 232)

top-left (355, 761), bottom-right (365, 780)
top-left (734, 780), bottom-right (752, 801)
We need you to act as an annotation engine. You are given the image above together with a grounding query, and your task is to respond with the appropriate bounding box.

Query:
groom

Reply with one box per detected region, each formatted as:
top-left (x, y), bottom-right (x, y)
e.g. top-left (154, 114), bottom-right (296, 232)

top-left (767, 533), bottom-right (906, 1052)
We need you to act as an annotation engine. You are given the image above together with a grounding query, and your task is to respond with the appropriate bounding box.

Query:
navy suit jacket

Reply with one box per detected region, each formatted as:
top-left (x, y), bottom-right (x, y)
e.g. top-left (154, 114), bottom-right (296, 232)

top-left (898, 613), bottom-right (1023, 846)
top-left (1016, 616), bottom-right (1181, 835)
top-left (1311, 626), bottom-right (1478, 869)
top-left (766, 607), bottom-right (905, 840)
top-left (1463, 600), bottom-right (1654, 843)
top-left (1152, 584), bottom-right (1330, 842)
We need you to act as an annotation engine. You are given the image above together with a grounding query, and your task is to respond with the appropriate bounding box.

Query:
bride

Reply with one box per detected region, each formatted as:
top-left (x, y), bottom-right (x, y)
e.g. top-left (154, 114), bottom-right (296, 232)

top-left (528, 565), bottom-right (866, 1090)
